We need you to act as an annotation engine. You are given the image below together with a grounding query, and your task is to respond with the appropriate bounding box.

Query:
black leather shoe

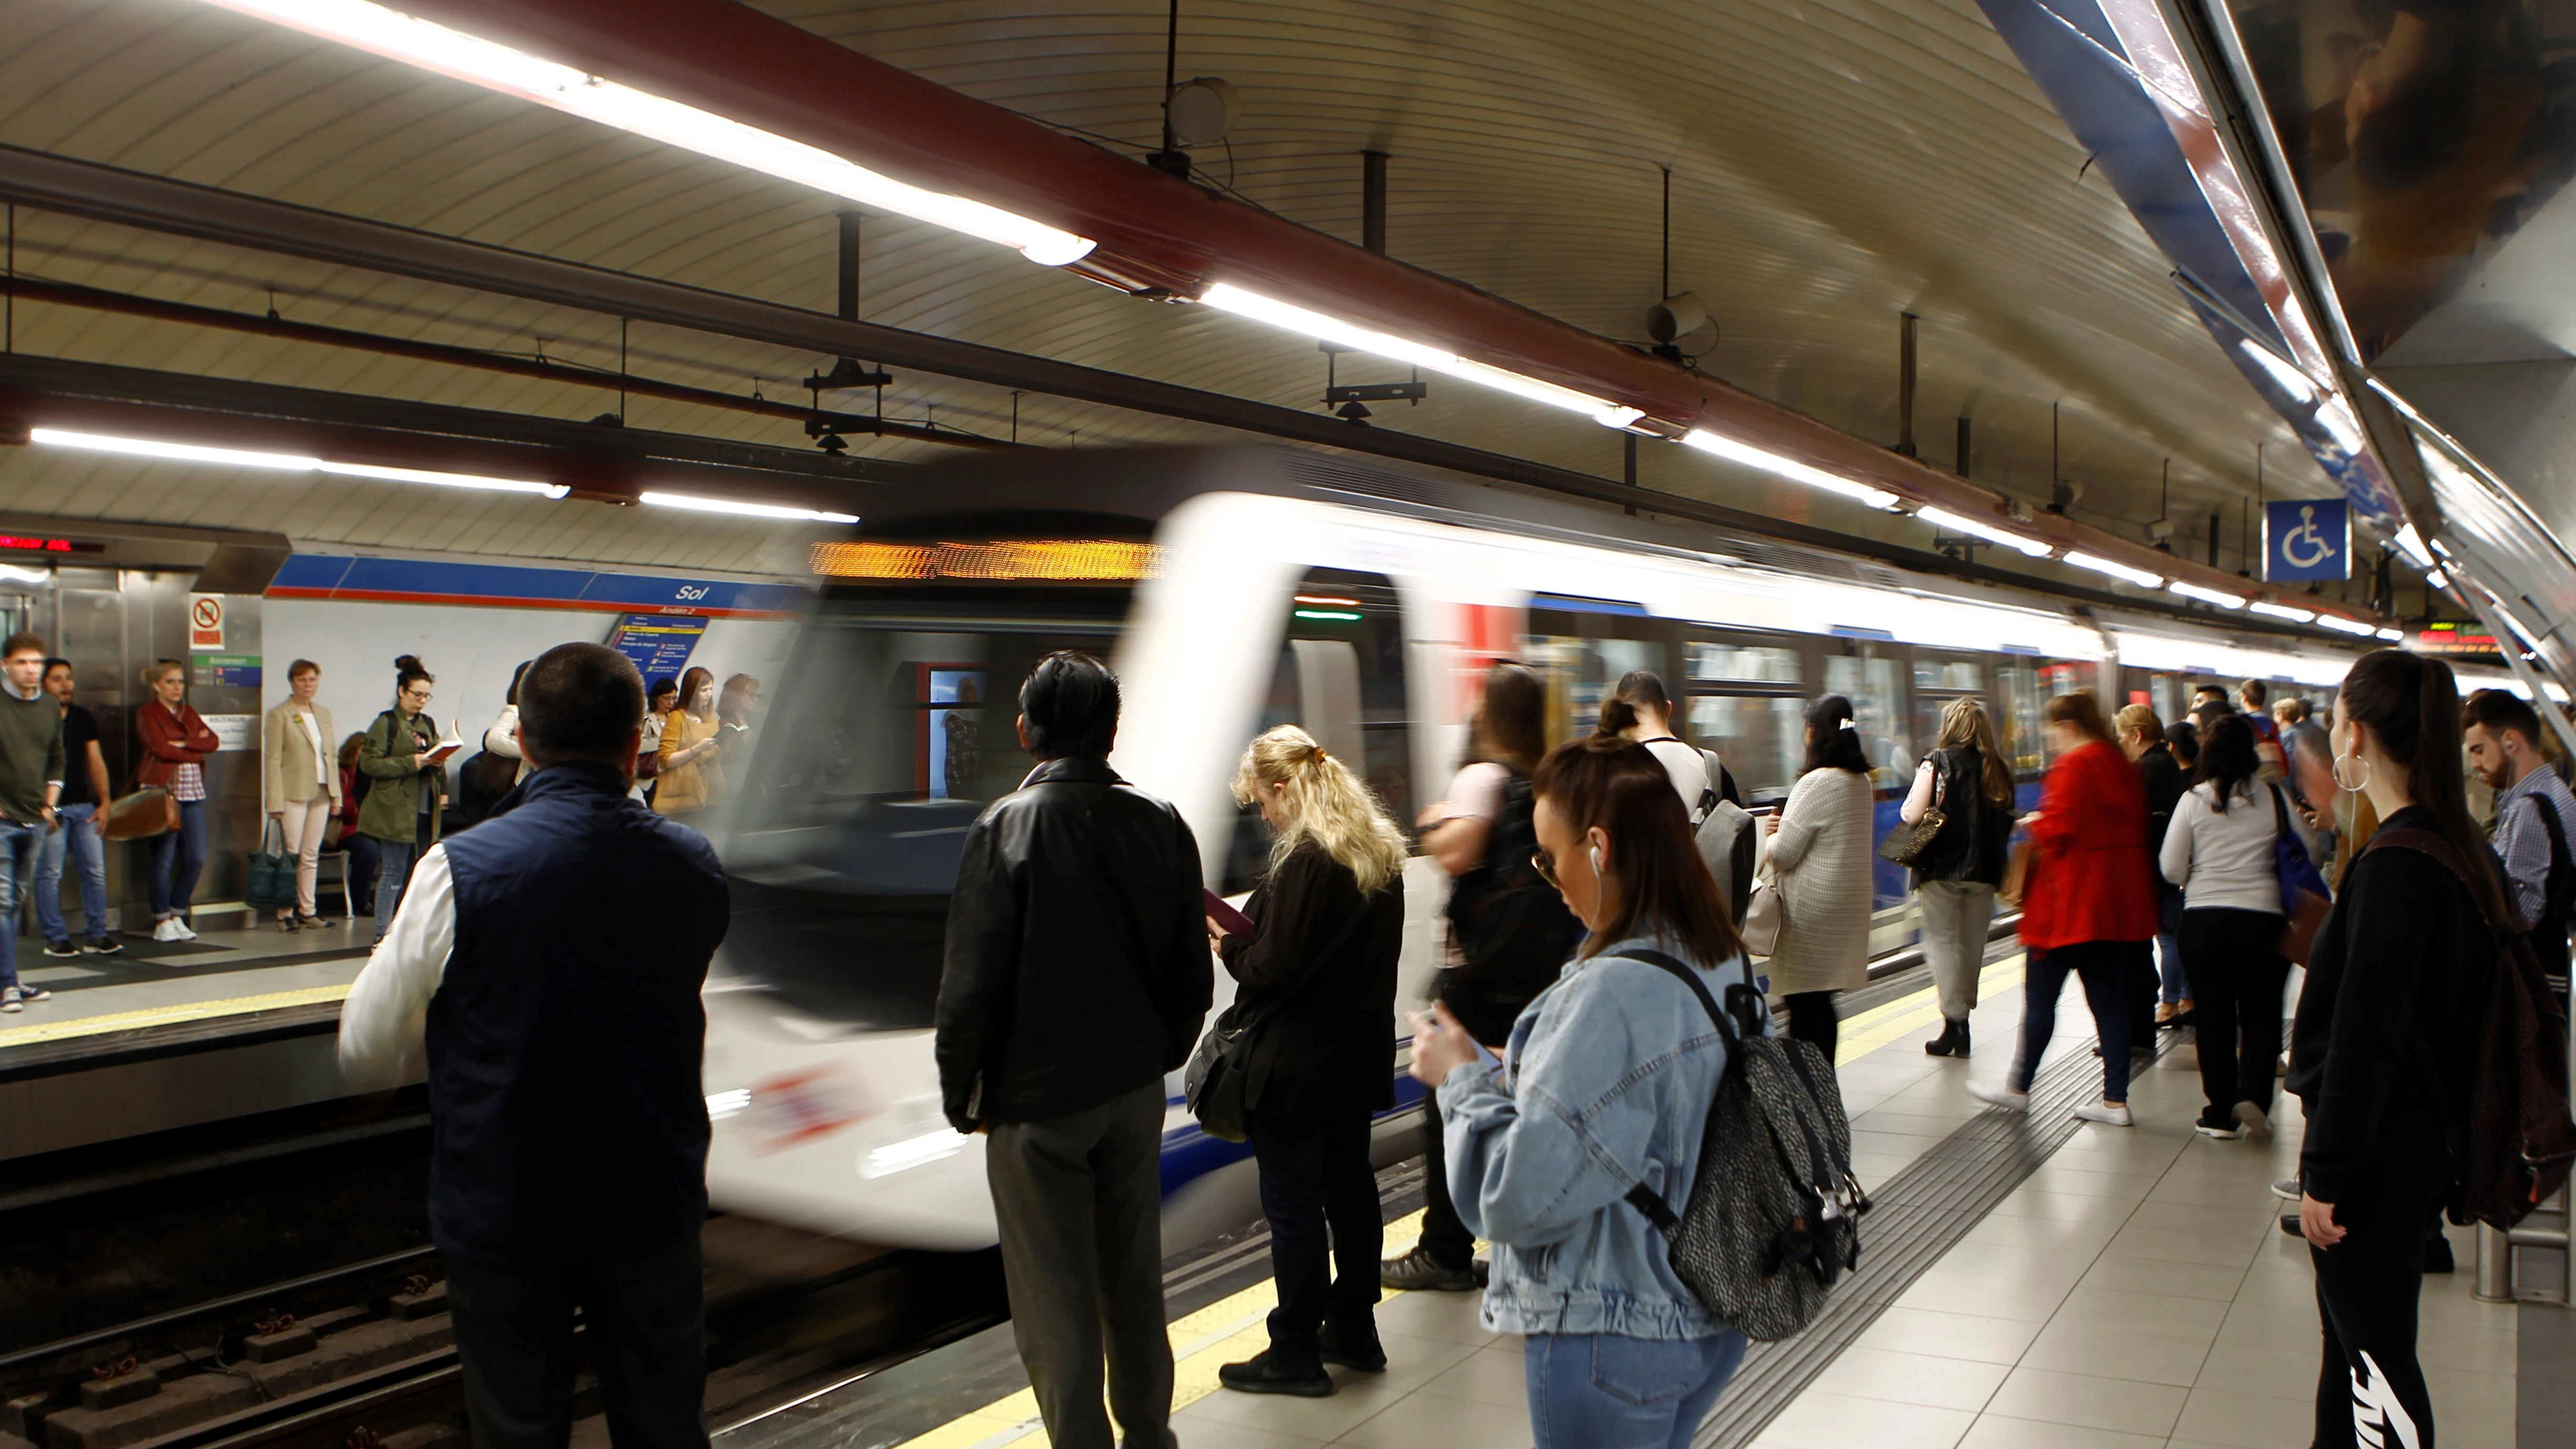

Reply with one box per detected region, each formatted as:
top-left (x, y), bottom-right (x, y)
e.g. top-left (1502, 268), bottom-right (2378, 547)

top-left (1219, 1349), bottom-right (1334, 1396)
top-left (1318, 1324), bottom-right (1386, 1373)
top-left (2280, 1213), bottom-right (2304, 1240)
top-left (1924, 1019), bottom-right (1971, 1057)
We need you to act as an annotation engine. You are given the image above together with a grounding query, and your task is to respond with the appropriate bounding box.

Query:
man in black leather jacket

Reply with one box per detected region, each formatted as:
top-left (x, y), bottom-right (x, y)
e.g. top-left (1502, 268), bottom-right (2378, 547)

top-left (934, 652), bottom-right (1210, 1449)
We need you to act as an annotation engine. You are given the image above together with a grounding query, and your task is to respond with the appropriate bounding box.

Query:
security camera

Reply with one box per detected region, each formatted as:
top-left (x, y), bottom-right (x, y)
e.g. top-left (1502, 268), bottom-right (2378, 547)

top-left (2146, 517), bottom-right (2176, 541)
top-left (1646, 293), bottom-right (1708, 345)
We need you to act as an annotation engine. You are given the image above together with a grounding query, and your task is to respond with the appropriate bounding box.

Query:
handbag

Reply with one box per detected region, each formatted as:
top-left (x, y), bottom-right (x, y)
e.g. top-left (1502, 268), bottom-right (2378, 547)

top-left (1998, 840), bottom-right (2035, 908)
top-left (245, 819), bottom-right (298, 914)
top-left (2270, 783), bottom-right (2332, 965)
top-left (1877, 767), bottom-right (1946, 867)
top-left (1738, 857), bottom-right (1786, 956)
top-left (1185, 900), bottom-right (1370, 1142)
top-left (104, 787), bottom-right (177, 841)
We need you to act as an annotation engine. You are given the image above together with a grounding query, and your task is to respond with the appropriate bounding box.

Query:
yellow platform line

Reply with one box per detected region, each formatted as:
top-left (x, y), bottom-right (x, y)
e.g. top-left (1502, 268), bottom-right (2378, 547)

top-left (0, 983), bottom-right (352, 1048)
top-left (894, 1210), bottom-right (1432, 1449)
top-left (1835, 954), bottom-right (2026, 1065)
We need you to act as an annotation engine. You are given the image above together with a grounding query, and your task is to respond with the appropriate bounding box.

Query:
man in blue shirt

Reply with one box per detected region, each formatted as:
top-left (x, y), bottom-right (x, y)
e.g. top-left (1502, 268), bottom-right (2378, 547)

top-left (2464, 689), bottom-right (2576, 978)
top-left (341, 643), bottom-right (728, 1449)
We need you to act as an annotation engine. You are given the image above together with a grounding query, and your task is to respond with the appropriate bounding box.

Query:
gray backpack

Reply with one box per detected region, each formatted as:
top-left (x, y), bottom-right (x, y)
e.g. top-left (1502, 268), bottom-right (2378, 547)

top-left (1614, 949), bottom-right (1869, 1341)
top-left (1690, 750), bottom-right (1758, 923)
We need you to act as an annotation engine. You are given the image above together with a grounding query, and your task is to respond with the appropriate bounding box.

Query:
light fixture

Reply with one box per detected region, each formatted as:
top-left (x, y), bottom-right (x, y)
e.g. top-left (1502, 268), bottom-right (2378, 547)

top-left (1679, 429), bottom-right (1901, 510)
top-left (2248, 601), bottom-right (2316, 623)
top-left (32, 427), bottom-right (568, 497)
top-left (1196, 283), bottom-right (1644, 428)
top-left (640, 491), bottom-right (858, 524)
top-left (2426, 569), bottom-right (2449, 590)
top-left (0, 565), bottom-right (47, 586)
top-left (2390, 524), bottom-right (2435, 570)
top-left (2373, 627), bottom-right (2402, 641)
top-left (810, 538), bottom-right (1160, 580)
top-left (197, 0), bottom-right (1096, 267)
top-left (2313, 614), bottom-right (2378, 637)
top-left (1916, 506), bottom-right (2054, 558)
top-left (2168, 581), bottom-right (2246, 609)
top-left (2062, 550), bottom-right (2167, 589)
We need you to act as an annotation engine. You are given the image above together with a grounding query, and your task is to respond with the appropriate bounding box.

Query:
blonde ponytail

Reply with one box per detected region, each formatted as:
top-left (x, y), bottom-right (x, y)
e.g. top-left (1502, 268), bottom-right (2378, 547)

top-left (1232, 724), bottom-right (1411, 895)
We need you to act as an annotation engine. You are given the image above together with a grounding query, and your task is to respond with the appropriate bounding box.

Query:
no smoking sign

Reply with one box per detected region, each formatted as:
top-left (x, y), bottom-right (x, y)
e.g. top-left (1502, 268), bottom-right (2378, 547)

top-left (187, 593), bottom-right (225, 651)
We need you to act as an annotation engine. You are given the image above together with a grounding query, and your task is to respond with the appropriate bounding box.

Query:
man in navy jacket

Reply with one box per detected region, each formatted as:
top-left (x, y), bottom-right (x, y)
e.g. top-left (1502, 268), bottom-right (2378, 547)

top-left (341, 642), bottom-right (728, 1449)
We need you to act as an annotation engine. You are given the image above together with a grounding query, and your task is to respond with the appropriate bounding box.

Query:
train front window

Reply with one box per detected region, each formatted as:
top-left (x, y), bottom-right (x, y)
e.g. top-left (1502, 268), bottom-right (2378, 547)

top-left (721, 589), bottom-right (1122, 1028)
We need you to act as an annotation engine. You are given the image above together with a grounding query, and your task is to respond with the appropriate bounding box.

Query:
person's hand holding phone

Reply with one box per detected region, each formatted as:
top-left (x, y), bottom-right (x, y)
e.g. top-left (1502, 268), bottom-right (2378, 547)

top-left (1408, 1001), bottom-right (1484, 1085)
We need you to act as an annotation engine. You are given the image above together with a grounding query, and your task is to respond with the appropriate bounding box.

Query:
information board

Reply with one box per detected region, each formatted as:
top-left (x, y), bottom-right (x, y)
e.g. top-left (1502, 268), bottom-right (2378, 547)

top-left (605, 613), bottom-right (708, 687)
top-left (195, 654), bottom-right (263, 689)
top-left (2263, 499), bottom-right (2350, 582)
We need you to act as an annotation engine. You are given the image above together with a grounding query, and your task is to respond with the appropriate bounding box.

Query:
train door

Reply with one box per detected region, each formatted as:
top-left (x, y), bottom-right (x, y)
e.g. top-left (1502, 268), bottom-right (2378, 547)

top-left (1677, 635), bottom-right (1806, 803)
top-left (1823, 642), bottom-right (1916, 952)
top-left (1520, 597), bottom-right (1685, 750)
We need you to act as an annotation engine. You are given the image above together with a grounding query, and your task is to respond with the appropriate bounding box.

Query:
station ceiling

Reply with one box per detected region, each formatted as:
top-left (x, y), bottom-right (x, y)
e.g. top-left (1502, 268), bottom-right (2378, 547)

top-left (0, 0), bottom-right (2346, 583)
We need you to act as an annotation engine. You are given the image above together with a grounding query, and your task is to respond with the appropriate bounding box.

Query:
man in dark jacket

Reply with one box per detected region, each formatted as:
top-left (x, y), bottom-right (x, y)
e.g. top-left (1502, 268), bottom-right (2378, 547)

top-left (340, 643), bottom-right (728, 1449)
top-left (935, 652), bottom-right (1210, 1449)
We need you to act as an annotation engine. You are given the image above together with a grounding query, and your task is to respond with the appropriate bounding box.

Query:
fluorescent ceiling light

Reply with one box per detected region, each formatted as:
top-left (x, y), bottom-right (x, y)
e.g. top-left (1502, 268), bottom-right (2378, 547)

top-left (2063, 550), bottom-right (2167, 589)
top-left (199, 0), bottom-right (1096, 267)
top-left (1916, 506), bottom-right (2054, 558)
top-left (2168, 581), bottom-right (2246, 609)
top-left (2374, 627), bottom-right (2402, 641)
top-left (32, 426), bottom-right (567, 497)
top-left (1196, 284), bottom-right (1642, 428)
top-left (2425, 569), bottom-right (2449, 590)
top-left (640, 490), bottom-right (858, 525)
top-left (2390, 524), bottom-right (2434, 570)
top-left (0, 565), bottom-right (48, 586)
top-left (2313, 614), bottom-right (2378, 637)
top-left (2247, 601), bottom-right (2315, 623)
top-left (1679, 429), bottom-right (1901, 510)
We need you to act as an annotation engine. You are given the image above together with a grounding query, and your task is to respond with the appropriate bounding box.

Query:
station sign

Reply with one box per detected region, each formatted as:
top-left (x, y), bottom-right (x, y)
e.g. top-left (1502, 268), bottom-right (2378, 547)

top-left (2412, 621), bottom-right (2502, 661)
top-left (606, 612), bottom-right (708, 686)
top-left (2263, 499), bottom-right (2349, 582)
top-left (195, 654), bottom-right (262, 689)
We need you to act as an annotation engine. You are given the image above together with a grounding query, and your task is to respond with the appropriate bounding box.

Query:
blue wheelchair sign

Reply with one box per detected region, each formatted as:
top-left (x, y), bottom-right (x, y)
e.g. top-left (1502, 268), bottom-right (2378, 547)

top-left (2265, 498), bottom-right (2349, 582)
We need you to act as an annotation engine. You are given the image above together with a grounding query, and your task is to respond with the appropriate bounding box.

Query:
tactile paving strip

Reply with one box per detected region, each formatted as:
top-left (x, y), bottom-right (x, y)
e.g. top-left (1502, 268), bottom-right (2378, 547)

top-left (1692, 1031), bottom-right (2167, 1448)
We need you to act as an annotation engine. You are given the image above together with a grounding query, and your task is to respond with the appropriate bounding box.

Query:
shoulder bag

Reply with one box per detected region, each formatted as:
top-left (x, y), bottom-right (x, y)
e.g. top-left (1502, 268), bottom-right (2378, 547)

top-left (1878, 763), bottom-right (1946, 867)
top-left (244, 819), bottom-right (298, 915)
top-left (1184, 894), bottom-right (1370, 1142)
top-left (1738, 854), bottom-right (1786, 957)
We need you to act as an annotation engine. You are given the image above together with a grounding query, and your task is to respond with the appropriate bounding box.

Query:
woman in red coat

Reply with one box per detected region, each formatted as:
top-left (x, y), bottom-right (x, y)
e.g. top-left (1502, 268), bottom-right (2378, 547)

top-left (1973, 691), bottom-right (2159, 1125)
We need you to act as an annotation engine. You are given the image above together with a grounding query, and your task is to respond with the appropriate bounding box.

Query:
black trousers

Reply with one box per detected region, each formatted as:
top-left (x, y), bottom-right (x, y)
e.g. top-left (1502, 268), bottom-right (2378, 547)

top-left (2311, 1129), bottom-right (2451, 1449)
top-left (2179, 908), bottom-right (2291, 1123)
top-left (985, 1081), bottom-right (1173, 1449)
top-left (1783, 990), bottom-right (1839, 1061)
top-left (1415, 1083), bottom-right (1475, 1270)
top-left (442, 1234), bottom-right (708, 1449)
top-left (1249, 1108), bottom-right (1382, 1361)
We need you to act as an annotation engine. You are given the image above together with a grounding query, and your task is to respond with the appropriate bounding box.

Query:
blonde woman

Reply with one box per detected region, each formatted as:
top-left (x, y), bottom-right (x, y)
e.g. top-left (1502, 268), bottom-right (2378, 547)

top-left (1211, 725), bottom-right (1410, 1397)
top-left (1900, 697), bottom-right (2017, 1056)
top-left (263, 660), bottom-right (340, 930)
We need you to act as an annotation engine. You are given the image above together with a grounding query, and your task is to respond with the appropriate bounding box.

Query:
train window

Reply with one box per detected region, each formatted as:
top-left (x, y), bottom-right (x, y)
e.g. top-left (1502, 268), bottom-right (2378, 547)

top-left (1913, 660), bottom-right (1982, 691)
top-left (1997, 666), bottom-right (2047, 772)
top-left (1687, 695), bottom-right (1806, 797)
top-left (1525, 633), bottom-right (1663, 746)
top-left (1222, 568), bottom-right (1413, 893)
top-left (1688, 643), bottom-right (1800, 685)
top-left (1823, 654), bottom-right (1911, 786)
top-left (719, 592), bottom-right (1123, 1029)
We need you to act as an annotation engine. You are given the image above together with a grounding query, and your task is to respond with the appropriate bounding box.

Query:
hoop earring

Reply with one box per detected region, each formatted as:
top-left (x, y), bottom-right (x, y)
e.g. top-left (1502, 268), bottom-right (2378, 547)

top-left (2332, 750), bottom-right (2372, 793)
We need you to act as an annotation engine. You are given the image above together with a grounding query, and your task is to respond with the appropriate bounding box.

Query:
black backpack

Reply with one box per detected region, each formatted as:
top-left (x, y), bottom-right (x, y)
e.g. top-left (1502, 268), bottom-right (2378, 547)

top-left (1615, 949), bottom-right (1869, 1341)
top-left (1442, 771), bottom-right (1582, 1044)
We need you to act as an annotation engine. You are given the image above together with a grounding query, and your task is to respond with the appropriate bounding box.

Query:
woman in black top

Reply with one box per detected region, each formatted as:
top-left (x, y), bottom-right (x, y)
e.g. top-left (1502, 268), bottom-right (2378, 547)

top-left (2121, 705), bottom-right (2191, 1029)
top-left (2290, 649), bottom-right (2502, 1449)
top-left (1901, 696), bottom-right (2015, 1056)
top-left (1213, 724), bottom-right (1409, 1397)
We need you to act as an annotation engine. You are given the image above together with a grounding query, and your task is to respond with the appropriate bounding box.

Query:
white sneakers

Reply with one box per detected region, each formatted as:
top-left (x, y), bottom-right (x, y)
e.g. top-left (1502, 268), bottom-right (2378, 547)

top-left (1969, 1081), bottom-right (2132, 1127)
top-left (1967, 1081), bottom-right (2030, 1112)
top-left (150, 917), bottom-right (198, 942)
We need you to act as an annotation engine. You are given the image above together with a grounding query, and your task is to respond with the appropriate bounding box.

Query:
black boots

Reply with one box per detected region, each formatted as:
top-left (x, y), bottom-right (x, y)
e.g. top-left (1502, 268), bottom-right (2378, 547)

top-left (1924, 1018), bottom-right (1971, 1057)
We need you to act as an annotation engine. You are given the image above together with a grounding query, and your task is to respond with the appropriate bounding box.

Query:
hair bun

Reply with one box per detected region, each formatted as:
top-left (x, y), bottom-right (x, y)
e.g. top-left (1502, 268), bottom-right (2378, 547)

top-left (394, 655), bottom-right (422, 671)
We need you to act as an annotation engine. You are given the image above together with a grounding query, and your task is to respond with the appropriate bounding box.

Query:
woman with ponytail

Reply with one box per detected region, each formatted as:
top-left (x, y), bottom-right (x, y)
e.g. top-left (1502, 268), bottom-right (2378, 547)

top-left (1213, 725), bottom-right (1410, 1396)
top-left (2289, 649), bottom-right (2505, 1449)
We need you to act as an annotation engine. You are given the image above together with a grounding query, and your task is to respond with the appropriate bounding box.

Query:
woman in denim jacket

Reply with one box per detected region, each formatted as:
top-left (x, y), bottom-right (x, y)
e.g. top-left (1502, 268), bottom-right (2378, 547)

top-left (1411, 735), bottom-right (1762, 1449)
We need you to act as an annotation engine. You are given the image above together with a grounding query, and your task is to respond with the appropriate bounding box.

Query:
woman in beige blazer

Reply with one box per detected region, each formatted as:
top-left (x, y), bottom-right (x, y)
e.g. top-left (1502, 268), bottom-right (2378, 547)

top-left (264, 659), bottom-right (341, 930)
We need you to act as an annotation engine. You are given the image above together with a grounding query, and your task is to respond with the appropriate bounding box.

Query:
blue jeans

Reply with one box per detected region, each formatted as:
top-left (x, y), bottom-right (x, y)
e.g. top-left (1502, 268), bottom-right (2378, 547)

top-left (1525, 1331), bottom-right (1747, 1449)
top-left (341, 834), bottom-right (380, 915)
top-left (148, 799), bottom-right (207, 919)
top-left (36, 802), bottom-right (107, 943)
top-left (0, 820), bottom-right (40, 989)
top-left (2013, 940), bottom-right (2133, 1102)
top-left (374, 836), bottom-right (422, 944)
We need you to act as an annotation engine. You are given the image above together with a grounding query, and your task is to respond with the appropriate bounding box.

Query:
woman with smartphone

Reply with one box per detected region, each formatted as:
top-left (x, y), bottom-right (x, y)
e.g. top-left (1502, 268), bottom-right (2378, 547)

top-left (655, 667), bottom-right (723, 818)
top-left (357, 655), bottom-right (452, 942)
top-left (1209, 724), bottom-right (1408, 1398)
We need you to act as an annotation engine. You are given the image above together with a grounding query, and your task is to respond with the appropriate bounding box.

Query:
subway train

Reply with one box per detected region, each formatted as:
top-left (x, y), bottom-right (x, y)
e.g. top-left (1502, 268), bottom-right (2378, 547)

top-left (694, 446), bottom-right (2409, 1253)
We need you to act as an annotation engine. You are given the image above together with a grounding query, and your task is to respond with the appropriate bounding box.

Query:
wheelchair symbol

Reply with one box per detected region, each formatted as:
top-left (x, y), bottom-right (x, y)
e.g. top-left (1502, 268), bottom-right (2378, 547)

top-left (2280, 506), bottom-right (2337, 570)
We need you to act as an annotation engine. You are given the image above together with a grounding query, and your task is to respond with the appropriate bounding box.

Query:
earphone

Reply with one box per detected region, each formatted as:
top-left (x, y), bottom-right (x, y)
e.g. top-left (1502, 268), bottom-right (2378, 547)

top-left (1588, 843), bottom-right (1604, 873)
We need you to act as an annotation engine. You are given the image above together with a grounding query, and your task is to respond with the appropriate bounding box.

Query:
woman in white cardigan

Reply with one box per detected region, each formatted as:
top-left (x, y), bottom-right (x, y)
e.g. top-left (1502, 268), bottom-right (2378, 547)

top-left (1759, 694), bottom-right (1878, 1058)
top-left (262, 659), bottom-right (340, 931)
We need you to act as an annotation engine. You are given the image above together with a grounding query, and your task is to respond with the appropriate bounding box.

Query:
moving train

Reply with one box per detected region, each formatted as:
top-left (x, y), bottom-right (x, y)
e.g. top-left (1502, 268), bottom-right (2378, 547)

top-left (695, 446), bottom-right (2400, 1252)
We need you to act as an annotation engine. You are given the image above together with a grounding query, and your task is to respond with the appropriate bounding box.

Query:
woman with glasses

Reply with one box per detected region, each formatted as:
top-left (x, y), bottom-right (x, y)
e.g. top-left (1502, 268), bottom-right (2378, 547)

top-left (357, 655), bottom-right (451, 942)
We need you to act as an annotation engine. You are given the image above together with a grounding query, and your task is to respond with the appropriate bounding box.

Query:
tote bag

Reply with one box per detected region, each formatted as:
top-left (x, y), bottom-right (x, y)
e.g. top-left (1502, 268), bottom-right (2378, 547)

top-left (245, 820), bottom-right (298, 914)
